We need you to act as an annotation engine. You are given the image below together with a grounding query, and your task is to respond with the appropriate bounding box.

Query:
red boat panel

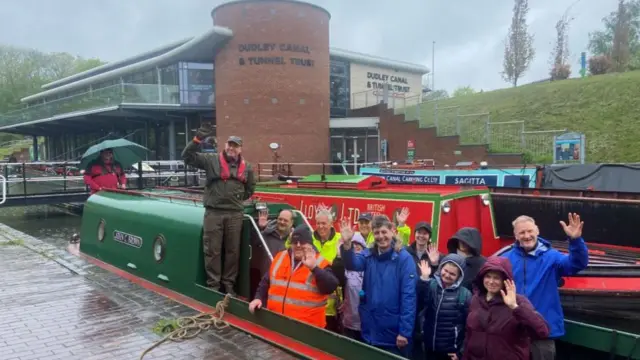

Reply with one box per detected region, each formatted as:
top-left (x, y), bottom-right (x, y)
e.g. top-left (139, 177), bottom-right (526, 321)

top-left (562, 277), bottom-right (640, 292)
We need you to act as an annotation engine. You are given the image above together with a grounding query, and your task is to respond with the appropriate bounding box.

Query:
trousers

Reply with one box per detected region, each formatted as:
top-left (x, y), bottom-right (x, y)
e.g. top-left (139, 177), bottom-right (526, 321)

top-left (202, 207), bottom-right (244, 293)
top-left (530, 339), bottom-right (556, 360)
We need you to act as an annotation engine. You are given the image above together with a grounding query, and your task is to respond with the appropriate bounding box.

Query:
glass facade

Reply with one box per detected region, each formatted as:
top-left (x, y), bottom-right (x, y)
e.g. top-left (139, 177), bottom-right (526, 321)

top-left (330, 59), bottom-right (350, 118)
top-left (178, 62), bottom-right (215, 106)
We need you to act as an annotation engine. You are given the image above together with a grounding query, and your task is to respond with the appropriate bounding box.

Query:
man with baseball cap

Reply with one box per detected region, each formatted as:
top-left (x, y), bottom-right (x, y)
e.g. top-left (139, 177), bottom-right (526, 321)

top-left (248, 225), bottom-right (340, 328)
top-left (182, 126), bottom-right (256, 297)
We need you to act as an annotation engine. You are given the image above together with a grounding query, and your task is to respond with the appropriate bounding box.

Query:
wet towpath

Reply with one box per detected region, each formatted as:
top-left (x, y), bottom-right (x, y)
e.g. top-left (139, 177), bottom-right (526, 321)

top-left (0, 224), bottom-right (298, 360)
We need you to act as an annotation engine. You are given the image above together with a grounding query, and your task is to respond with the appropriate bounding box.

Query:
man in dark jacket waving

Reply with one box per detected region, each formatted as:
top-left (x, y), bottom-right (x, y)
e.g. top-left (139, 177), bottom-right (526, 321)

top-left (182, 125), bottom-right (256, 296)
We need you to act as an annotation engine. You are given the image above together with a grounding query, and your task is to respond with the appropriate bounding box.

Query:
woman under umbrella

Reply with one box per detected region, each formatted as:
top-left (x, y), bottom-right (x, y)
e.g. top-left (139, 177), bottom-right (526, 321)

top-left (463, 256), bottom-right (549, 360)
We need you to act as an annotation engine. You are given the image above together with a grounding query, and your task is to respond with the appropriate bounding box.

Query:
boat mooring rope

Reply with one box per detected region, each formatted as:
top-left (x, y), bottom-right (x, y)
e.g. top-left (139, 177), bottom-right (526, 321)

top-left (139, 294), bottom-right (231, 360)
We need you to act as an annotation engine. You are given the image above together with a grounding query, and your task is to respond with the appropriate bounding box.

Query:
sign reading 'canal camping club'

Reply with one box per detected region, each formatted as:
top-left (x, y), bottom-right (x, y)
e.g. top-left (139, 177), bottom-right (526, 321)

top-left (113, 230), bottom-right (143, 248)
top-left (361, 172), bottom-right (440, 185)
top-left (237, 43), bottom-right (315, 67)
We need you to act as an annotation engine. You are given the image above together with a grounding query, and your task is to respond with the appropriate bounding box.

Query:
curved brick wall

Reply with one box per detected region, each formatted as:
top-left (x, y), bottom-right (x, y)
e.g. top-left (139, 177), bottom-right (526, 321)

top-left (212, 0), bottom-right (331, 172)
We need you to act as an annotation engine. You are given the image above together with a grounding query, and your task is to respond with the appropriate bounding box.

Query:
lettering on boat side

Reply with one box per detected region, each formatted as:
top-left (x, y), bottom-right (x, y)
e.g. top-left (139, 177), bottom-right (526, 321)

top-left (444, 175), bottom-right (498, 186)
top-left (298, 198), bottom-right (433, 228)
top-left (362, 172), bottom-right (440, 185)
top-left (113, 230), bottom-right (143, 248)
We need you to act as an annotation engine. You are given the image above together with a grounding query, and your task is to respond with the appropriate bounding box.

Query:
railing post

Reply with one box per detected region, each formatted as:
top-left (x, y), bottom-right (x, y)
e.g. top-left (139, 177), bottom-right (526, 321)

top-left (63, 164), bottom-right (67, 192)
top-left (137, 161), bottom-right (143, 190)
top-left (0, 175), bottom-right (6, 205)
top-left (22, 163), bottom-right (27, 197)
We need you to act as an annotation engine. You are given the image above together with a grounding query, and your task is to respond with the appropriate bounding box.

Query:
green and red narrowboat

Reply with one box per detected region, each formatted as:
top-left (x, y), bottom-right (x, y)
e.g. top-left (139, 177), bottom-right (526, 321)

top-left (77, 175), bottom-right (640, 359)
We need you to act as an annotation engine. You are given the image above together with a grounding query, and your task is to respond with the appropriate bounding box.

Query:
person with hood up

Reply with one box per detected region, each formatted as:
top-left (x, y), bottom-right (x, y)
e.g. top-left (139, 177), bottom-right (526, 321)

top-left (417, 254), bottom-right (471, 360)
top-left (447, 227), bottom-right (486, 291)
top-left (339, 215), bottom-right (417, 358)
top-left (248, 225), bottom-right (340, 328)
top-left (339, 232), bottom-right (367, 341)
top-left (463, 256), bottom-right (550, 360)
top-left (405, 221), bottom-right (440, 360)
top-left (501, 213), bottom-right (588, 360)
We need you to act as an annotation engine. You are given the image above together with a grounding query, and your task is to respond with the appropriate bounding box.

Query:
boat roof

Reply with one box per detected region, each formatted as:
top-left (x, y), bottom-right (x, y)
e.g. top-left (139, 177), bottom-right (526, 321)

top-left (262, 174), bottom-right (488, 198)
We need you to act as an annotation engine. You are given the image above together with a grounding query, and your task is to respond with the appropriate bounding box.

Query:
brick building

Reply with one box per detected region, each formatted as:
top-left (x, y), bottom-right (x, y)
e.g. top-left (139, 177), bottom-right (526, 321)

top-left (0, 0), bottom-right (431, 166)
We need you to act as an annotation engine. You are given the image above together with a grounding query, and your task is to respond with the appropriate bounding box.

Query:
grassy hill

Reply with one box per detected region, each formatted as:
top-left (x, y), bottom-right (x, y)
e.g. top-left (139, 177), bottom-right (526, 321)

top-left (404, 71), bottom-right (640, 163)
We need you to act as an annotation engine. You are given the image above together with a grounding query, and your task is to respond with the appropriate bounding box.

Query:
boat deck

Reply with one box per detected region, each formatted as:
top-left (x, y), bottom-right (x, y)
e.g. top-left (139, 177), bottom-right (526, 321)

top-left (0, 224), bottom-right (298, 360)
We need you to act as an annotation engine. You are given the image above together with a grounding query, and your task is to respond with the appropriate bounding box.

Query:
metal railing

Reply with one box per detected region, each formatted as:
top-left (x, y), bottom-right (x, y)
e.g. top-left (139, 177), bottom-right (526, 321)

top-left (256, 161), bottom-right (394, 180)
top-left (0, 175), bottom-right (6, 205)
top-left (0, 83), bottom-right (180, 127)
top-left (0, 160), bottom-right (204, 199)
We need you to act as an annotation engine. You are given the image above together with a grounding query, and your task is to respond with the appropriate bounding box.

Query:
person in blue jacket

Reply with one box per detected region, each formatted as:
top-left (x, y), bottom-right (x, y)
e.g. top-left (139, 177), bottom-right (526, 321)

top-left (339, 215), bottom-right (417, 358)
top-left (501, 212), bottom-right (589, 360)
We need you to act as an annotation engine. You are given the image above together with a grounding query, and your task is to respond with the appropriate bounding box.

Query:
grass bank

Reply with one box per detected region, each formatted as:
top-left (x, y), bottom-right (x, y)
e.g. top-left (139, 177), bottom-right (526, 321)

top-left (413, 71), bottom-right (640, 163)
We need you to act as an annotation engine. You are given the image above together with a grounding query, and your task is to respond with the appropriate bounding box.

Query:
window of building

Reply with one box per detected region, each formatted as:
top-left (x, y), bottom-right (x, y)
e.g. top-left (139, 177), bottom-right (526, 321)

top-left (330, 59), bottom-right (350, 118)
top-left (178, 62), bottom-right (215, 106)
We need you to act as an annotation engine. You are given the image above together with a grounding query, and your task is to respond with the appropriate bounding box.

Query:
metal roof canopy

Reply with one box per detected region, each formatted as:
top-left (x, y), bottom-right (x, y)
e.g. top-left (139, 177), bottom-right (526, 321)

top-left (26, 28), bottom-right (429, 104)
top-left (0, 104), bottom-right (213, 136)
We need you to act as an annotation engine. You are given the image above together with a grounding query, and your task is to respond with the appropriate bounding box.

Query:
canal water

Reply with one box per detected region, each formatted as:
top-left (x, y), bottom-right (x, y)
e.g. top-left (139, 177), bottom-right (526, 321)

top-left (0, 205), bottom-right (81, 248)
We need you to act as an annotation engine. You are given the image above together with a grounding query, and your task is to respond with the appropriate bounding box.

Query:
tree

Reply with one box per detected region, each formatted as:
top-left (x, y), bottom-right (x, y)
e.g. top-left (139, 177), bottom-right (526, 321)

top-left (452, 86), bottom-right (476, 97)
top-left (0, 44), bottom-right (105, 143)
top-left (588, 0), bottom-right (640, 60)
top-left (550, 8), bottom-right (573, 80)
top-left (502, 0), bottom-right (536, 87)
top-left (611, 0), bottom-right (633, 71)
top-left (423, 89), bottom-right (449, 101)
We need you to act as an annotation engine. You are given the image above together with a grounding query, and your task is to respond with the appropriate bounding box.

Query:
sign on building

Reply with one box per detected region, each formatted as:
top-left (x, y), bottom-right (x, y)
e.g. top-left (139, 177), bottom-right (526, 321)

top-left (349, 63), bottom-right (423, 109)
top-left (407, 139), bottom-right (415, 161)
top-left (553, 132), bottom-right (585, 164)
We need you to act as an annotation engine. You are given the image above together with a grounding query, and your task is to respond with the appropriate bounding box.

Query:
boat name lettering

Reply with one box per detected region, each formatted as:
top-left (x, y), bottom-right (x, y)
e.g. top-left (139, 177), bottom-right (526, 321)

top-left (444, 175), bottom-right (498, 186)
top-left (113, 230), bottom-right (143, 248)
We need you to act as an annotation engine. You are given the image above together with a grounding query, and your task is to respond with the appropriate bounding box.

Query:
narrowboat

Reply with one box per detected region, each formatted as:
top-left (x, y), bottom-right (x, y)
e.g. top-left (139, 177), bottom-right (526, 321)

top-left (77, 175), bottom-right (640, 359)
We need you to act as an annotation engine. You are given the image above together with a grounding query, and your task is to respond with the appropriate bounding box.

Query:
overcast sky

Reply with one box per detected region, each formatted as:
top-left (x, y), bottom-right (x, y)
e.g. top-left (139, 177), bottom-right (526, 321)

top-left (0, 0), bottom-right (619, 93)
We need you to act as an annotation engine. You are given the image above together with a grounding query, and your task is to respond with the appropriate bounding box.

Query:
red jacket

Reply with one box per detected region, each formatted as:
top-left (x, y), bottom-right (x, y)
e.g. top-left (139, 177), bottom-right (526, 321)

top-left (463, 257), bottom-right (549, 360)
top-left (83, 161), bottom-right (126, 194)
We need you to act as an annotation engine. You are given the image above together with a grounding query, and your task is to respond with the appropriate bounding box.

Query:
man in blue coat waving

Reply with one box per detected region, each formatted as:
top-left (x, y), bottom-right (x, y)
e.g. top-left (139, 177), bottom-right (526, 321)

top-left (501, 213), bottom-right (589, 360)
top-left (340, 215), bottom-right (417, 358)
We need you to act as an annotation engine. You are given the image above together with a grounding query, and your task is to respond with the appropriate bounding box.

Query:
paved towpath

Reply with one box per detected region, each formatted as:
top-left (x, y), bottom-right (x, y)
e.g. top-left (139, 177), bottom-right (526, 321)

top-left (0, 224), bottom-right (298, 360)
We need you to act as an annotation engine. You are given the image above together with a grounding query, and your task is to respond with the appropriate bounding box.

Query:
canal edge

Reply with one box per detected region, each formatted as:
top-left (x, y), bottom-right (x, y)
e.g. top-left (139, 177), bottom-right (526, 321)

top-left (0, 223), bottom-right (87, 276)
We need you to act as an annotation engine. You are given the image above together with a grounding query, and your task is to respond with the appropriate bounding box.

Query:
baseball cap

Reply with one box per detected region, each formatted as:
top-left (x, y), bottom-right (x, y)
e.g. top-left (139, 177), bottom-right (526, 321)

top-left (415, 221), bottom-right (432, 234)
top-left (227, 136), bottom-right (243, 146)
top-left (358, 213), bottom-right (373, 222)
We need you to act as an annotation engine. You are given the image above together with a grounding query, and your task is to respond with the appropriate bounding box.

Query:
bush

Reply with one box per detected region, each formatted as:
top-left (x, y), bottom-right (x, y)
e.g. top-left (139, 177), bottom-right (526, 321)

top-left (588, 55), bottom-right (612, 75)
top-left (550, 63), bottom-right (571, 80)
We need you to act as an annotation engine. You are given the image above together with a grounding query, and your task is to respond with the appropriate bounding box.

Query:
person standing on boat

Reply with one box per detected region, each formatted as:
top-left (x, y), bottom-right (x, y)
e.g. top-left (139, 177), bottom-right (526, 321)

top-left (417, 254), bottom-right (471, 360)
top-left (252, 209), bottom-right (295, 282)
top-left (447, 227), bottom-right (486, 291)
top-left (83, 148), bottom-right (127, 194)
top-left (340, 215), bottom-right (417, 358)
top-left (501, 213), bottom-right (588, 360)
top-left (248, 225), bottom-right (340, 329)
top-left (462, 256), bottom-right (550, 360)
top-left (182, 130), bottom-right (256, 296)
top-left (339, 232), bottom-right (367, 342)
top-left (393, 207), bottom-right (412, 246)
top-left (285, 206), bottom-right (343, 332)
top-left (355, 213), bottom-right (375, 246)
top-left (405, 221), bottom-right (440, 360)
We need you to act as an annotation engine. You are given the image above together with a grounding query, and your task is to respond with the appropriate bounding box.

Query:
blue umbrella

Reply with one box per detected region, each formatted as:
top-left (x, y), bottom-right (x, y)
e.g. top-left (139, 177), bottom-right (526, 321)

top-left (80, 139), bottom-right (149, 170)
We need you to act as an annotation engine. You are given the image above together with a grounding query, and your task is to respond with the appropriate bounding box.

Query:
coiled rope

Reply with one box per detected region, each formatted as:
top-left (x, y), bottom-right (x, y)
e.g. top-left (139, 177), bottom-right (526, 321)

top-left (139, 294), bottom-right (231, 360)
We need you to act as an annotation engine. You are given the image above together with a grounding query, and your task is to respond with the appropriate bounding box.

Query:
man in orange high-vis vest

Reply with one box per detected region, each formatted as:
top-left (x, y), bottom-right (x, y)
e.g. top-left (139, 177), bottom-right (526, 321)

top-left (248, 225), bottom-right (340, 328)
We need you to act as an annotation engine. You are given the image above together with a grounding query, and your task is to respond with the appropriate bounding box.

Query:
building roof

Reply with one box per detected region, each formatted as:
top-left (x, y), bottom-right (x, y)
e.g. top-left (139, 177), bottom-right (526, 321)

top-left (23, 27), bottom-right (429, 103)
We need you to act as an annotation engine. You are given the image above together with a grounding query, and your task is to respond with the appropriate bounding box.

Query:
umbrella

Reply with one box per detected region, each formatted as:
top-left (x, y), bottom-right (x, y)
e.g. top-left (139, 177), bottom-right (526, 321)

top-left (79, 139), bottom-right (149, 170)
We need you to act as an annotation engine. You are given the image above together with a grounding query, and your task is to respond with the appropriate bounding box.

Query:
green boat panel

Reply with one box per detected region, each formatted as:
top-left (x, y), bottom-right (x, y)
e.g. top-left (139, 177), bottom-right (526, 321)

top-left (80, 191), bottom-right (405, 360)
top-left (562, 320), bottom-right (640, 359)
